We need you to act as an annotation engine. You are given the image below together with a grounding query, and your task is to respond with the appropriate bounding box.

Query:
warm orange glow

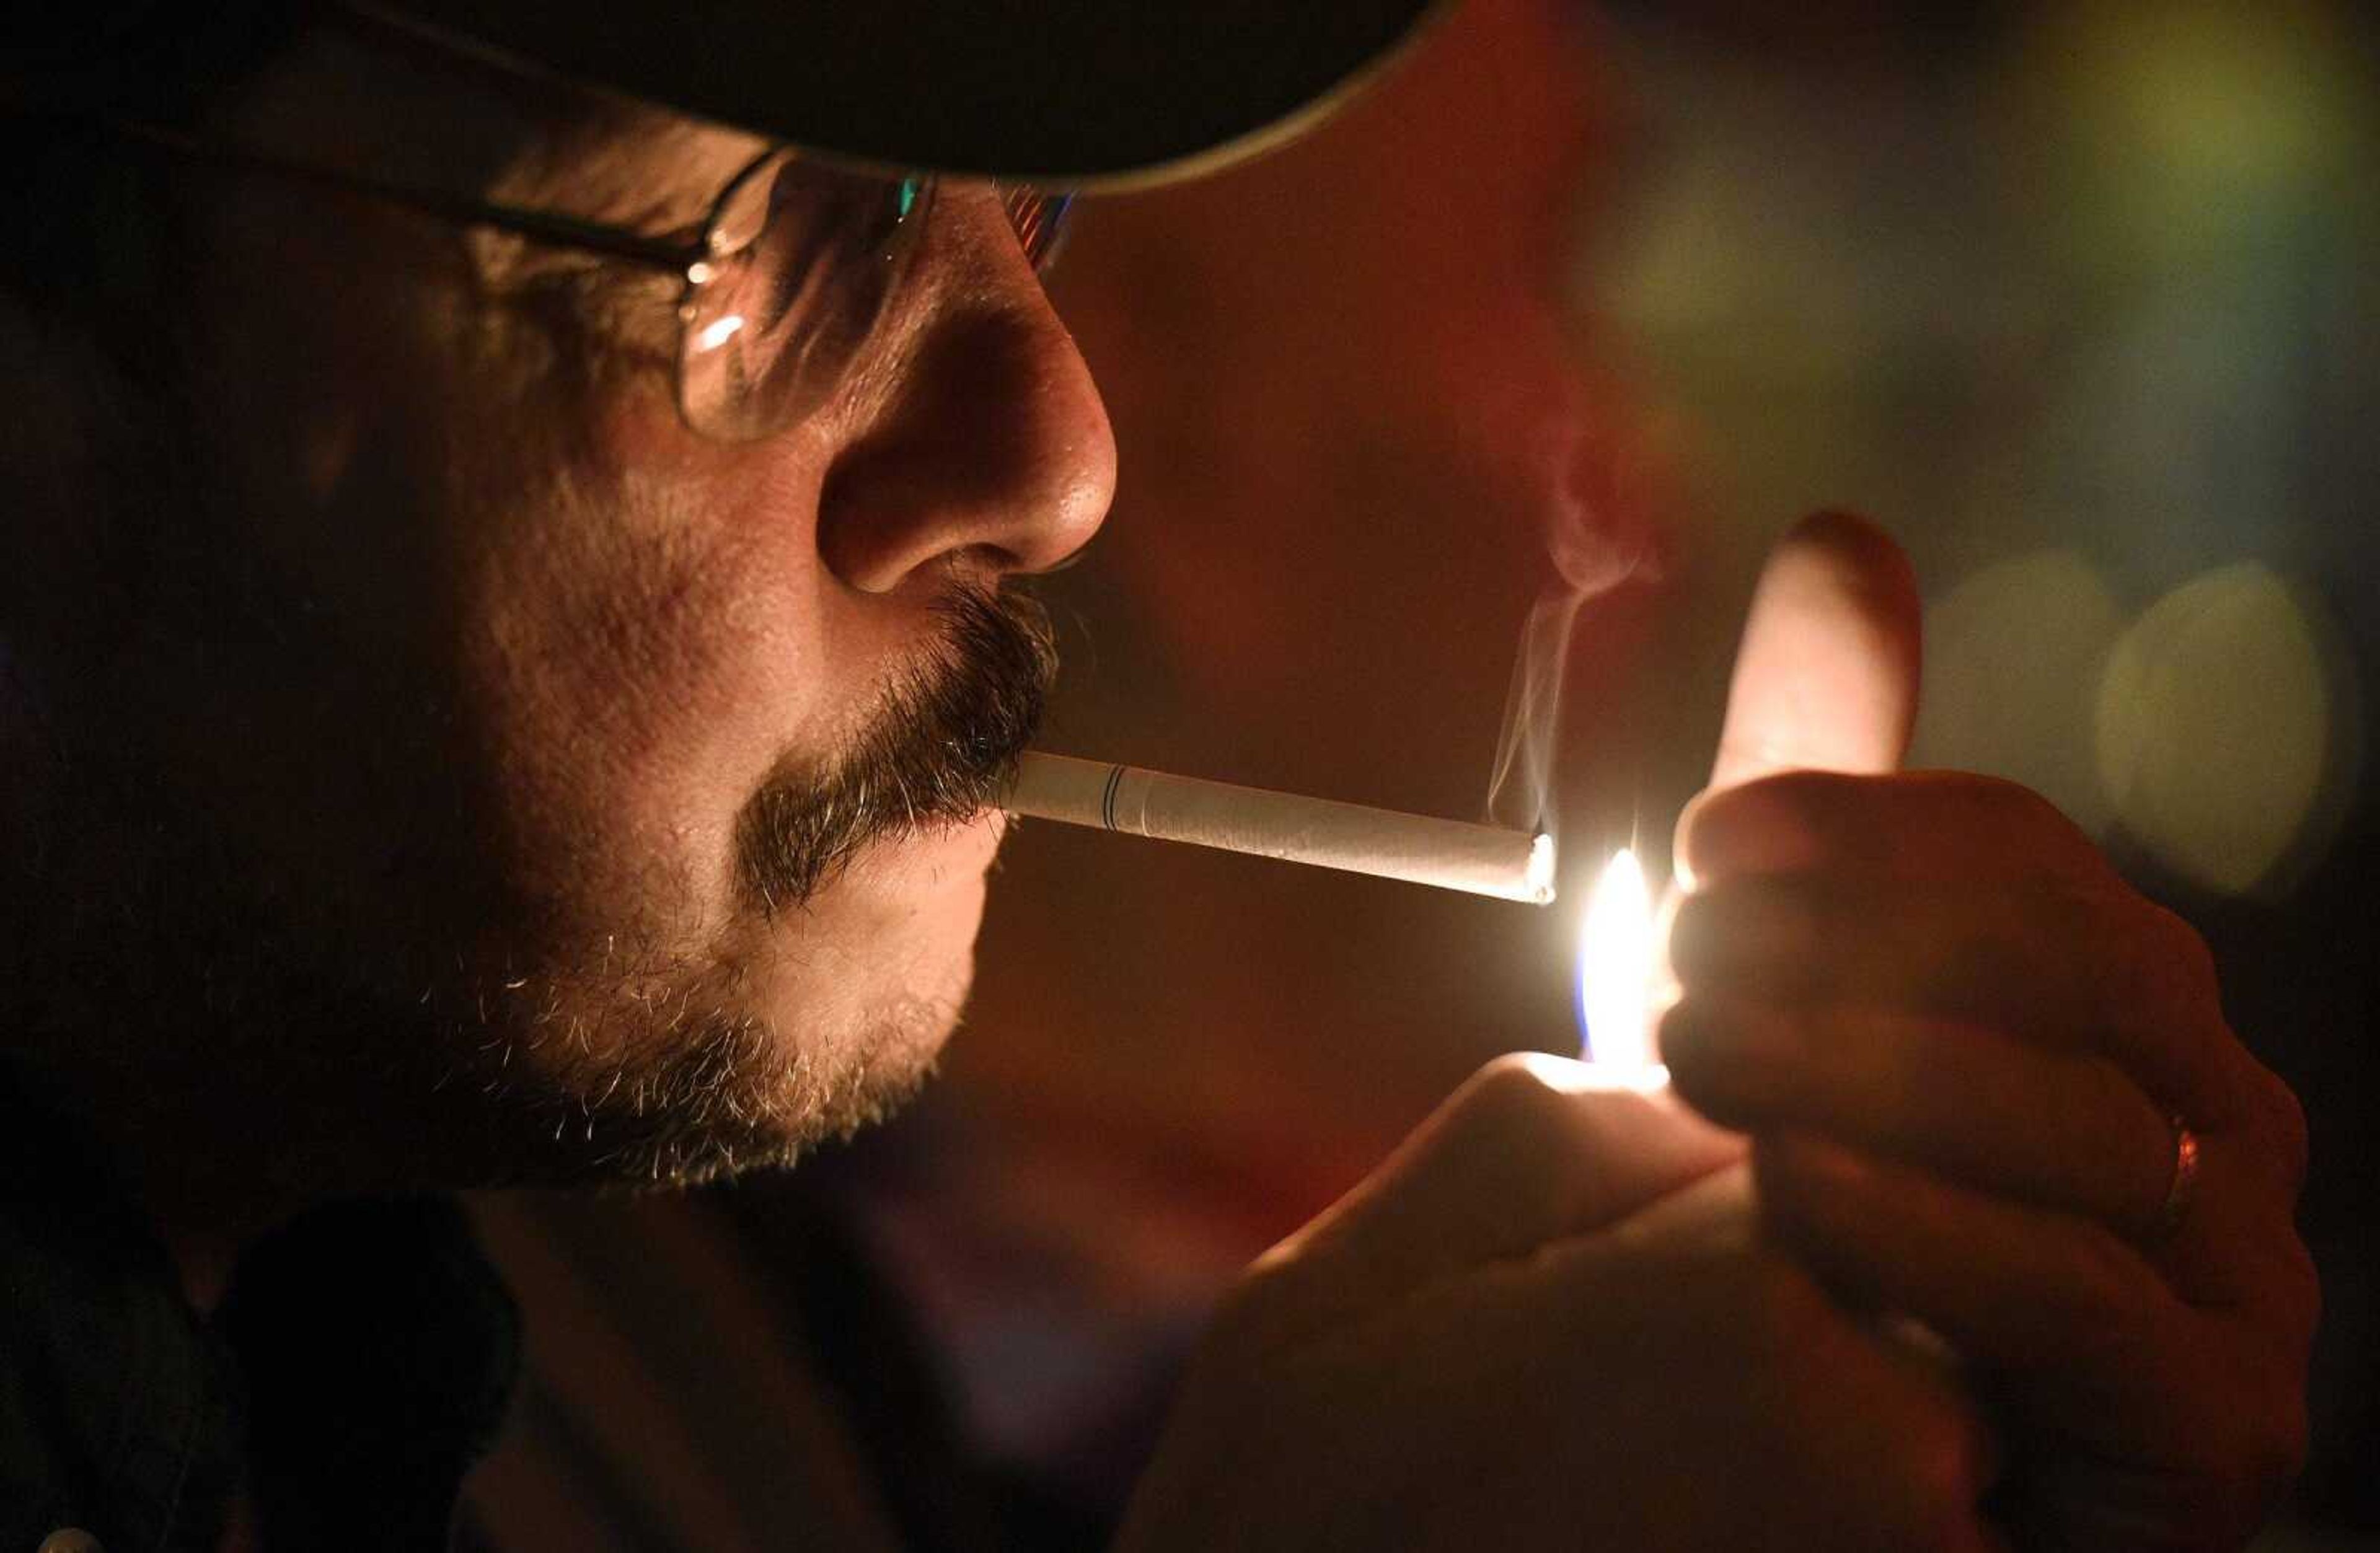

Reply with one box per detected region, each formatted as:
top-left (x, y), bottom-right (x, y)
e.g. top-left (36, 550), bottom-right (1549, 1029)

top-left (1578, 848), bottom-right (1664, 1085)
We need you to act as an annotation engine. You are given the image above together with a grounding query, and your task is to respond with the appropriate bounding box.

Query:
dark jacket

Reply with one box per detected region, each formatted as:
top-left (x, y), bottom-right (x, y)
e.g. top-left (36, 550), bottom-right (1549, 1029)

top-left (1, 1071), bottom-right (518, 1553)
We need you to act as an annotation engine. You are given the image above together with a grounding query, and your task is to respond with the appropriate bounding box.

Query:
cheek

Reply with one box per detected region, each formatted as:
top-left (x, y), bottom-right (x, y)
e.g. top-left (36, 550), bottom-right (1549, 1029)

top-left (450, 448), bottom-right (840, 958)
top-left (174, 210), bottom-right (982, 1019)
top-left (445, 399), bottom-right (1011, 1047)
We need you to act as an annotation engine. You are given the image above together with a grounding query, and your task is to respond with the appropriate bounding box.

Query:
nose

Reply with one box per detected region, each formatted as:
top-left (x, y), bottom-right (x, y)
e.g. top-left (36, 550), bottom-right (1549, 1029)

top-left (815, 190), bottom-right (1117, 594)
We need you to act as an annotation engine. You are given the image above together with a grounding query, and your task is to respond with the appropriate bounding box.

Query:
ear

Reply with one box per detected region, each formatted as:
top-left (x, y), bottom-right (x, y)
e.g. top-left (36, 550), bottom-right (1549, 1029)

top-left (1701, 510), bottom-right (1922, 796)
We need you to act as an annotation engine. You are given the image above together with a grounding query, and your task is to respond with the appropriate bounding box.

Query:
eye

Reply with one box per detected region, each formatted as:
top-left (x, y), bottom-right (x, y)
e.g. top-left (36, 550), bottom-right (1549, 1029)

top-left (677, 149), bottom-right (938, 441)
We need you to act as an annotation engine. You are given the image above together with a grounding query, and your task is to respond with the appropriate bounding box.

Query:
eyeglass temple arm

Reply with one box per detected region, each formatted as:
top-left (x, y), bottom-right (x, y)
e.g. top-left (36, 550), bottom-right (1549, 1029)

top-left (12, 110), bottom-right (703, 276)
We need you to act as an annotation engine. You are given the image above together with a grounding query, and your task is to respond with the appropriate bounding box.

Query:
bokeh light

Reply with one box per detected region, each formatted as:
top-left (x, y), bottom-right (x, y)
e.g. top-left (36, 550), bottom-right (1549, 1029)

top-left (1915, 548), bottom-right (2124, 835)
top-left (2096, 563), bottom-right (2352, 895)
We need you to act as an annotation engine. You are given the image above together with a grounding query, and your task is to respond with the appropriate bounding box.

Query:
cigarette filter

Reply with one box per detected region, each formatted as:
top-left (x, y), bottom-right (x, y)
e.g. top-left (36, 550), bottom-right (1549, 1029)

top-left (1005, 752), bottom-right (1556, 905)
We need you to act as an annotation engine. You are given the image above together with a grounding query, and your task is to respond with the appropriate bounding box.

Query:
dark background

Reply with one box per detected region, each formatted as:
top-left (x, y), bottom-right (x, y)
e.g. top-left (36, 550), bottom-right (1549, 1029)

top-left (456, 2), bottom-right (2380, 1544)
top-left (934, 0), bottom-right (2380, 1541)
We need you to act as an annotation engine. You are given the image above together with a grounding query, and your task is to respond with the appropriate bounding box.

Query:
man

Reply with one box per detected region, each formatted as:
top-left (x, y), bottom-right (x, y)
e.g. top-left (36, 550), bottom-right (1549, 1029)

top-left (0, 3), bottom-right (2314, 1550)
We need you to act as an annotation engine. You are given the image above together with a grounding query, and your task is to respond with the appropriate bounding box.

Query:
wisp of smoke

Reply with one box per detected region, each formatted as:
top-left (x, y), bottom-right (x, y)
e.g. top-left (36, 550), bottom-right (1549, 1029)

top-left (1483, 424), bottom-right (1654, 833)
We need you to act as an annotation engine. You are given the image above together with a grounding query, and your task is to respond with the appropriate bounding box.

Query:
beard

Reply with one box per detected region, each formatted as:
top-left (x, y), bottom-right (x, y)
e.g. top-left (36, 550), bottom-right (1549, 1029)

top-left (738, 585), bottom-right (1057, 912)
top-left (3, 572), bottom-right (1057, 1198)
top-left (462, 584), bottom-right (1059, 1188)
top-left (1, 220), bottom-right (1069, 1213)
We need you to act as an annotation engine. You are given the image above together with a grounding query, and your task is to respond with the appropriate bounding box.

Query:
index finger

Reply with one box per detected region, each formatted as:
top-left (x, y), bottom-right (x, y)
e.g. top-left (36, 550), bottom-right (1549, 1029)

top-left (1668, 874), bottom-right (2254, 1130)
top-left (1680, 770), bottom-right (2115, 889)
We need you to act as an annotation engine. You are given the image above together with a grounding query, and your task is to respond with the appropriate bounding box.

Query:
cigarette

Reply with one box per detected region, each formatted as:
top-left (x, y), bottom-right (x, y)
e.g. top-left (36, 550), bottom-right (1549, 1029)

top-left (1003, 752), bottom-right (1557, 905)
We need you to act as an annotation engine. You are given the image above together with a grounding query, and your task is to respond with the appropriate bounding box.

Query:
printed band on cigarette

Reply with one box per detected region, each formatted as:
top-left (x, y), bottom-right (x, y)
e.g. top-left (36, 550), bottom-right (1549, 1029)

top-left (1004, 752), bottom-right (1556, 905)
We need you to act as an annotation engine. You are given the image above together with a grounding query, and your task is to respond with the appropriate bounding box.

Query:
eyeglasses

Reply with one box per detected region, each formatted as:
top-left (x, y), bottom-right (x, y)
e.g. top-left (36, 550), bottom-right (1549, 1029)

top-left (14, 113), bottom-right (1075, 442)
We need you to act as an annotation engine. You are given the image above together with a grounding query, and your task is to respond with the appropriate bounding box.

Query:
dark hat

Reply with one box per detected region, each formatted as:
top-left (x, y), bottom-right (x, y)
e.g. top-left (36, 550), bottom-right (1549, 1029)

top-left (367, 0), bottom-right (1445, 187)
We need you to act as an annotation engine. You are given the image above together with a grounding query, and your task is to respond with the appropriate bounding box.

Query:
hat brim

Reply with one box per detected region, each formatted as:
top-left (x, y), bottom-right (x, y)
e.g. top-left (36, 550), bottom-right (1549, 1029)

top-left (371, 0), bottom-right (1446, 189)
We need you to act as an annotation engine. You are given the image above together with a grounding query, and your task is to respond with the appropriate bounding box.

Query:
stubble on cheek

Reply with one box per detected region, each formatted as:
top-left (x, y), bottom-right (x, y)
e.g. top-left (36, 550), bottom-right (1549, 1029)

top-left (459, 824), bottom-right (995, 1188)
top-left (432, 571), bottom-right (1039, 1186)
top-left (315, 363), bottom-right (1052, 1182)
top-left (53, 183), bottom-right (999, 1191)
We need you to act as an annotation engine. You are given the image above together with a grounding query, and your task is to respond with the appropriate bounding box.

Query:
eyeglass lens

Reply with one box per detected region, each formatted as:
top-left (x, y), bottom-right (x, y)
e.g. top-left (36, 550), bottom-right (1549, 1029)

top-left (1000, 186), bottom-right (1076, 275)
top-left (677, 153), bottom-right (1078, 442)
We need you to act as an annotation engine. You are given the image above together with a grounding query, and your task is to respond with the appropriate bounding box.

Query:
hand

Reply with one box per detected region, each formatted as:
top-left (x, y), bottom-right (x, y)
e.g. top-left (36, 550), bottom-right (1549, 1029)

top-left (1660, 513), bottom-right (2318, 1550)
top-left (1121, 1055), bottom-right (2004, 1552)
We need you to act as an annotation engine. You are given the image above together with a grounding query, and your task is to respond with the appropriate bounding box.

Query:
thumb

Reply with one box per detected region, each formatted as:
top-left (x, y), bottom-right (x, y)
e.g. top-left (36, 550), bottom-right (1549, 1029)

top-left (1703, 510), bottom-right (1922, 794)
top-left (1233, 1057), bottom-right (1742, 1345)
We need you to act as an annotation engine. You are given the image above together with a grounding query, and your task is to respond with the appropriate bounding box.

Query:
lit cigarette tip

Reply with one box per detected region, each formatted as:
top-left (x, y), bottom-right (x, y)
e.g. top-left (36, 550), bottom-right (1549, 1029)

top-left (1523, 832), bottom-right (1559, 906)
top-left (1005, 751), bottom-right (1556, 906)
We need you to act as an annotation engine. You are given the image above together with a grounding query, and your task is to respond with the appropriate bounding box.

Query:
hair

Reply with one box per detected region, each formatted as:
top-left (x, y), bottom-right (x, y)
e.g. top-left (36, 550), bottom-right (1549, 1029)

top-left (736, 584), bottom-right (1060, 910)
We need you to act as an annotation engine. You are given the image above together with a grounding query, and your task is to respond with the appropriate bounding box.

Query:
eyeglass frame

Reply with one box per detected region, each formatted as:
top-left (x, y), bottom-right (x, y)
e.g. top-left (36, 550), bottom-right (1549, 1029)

top-left (1, 108), bottom-right (1077, 439)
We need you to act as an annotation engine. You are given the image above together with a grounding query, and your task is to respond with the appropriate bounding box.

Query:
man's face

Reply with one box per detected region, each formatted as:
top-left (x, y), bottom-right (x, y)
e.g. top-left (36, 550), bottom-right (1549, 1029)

top-left (15, 26), bottom-right (1114, 1188)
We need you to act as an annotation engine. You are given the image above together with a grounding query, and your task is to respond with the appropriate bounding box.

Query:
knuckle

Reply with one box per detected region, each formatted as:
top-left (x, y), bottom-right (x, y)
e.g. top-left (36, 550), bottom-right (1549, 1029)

top-left (2029, 876), bottom-right (2107, 963)
top-left (2142, 900), bottom-right (2223, 1005)
top-left (2017, 784), bottom-right (2093, 856)
top-left (1682, 773), bottom-right (1838, 872)
top-left (2086, 892), bottom-right (2224, 1044)
top-left (1955, 770), bottom-right (2102, 864)
top-left (2085, 897), bottom-right (2221, 1037)
top-left (1966, 768), bottom-right (2063, 821)
top-left (2190, 1047), bottom-right (2307, 1203)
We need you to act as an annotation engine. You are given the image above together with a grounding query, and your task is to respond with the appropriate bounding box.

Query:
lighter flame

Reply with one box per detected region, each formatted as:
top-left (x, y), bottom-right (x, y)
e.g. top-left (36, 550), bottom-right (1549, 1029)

top-left (1578, 848), bottom-right (1665, 1086)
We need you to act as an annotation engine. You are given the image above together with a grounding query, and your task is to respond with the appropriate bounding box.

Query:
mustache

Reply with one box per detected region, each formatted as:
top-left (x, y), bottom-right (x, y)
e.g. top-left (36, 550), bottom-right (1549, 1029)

top-left (734, 584), bottom-right (1057, 909)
